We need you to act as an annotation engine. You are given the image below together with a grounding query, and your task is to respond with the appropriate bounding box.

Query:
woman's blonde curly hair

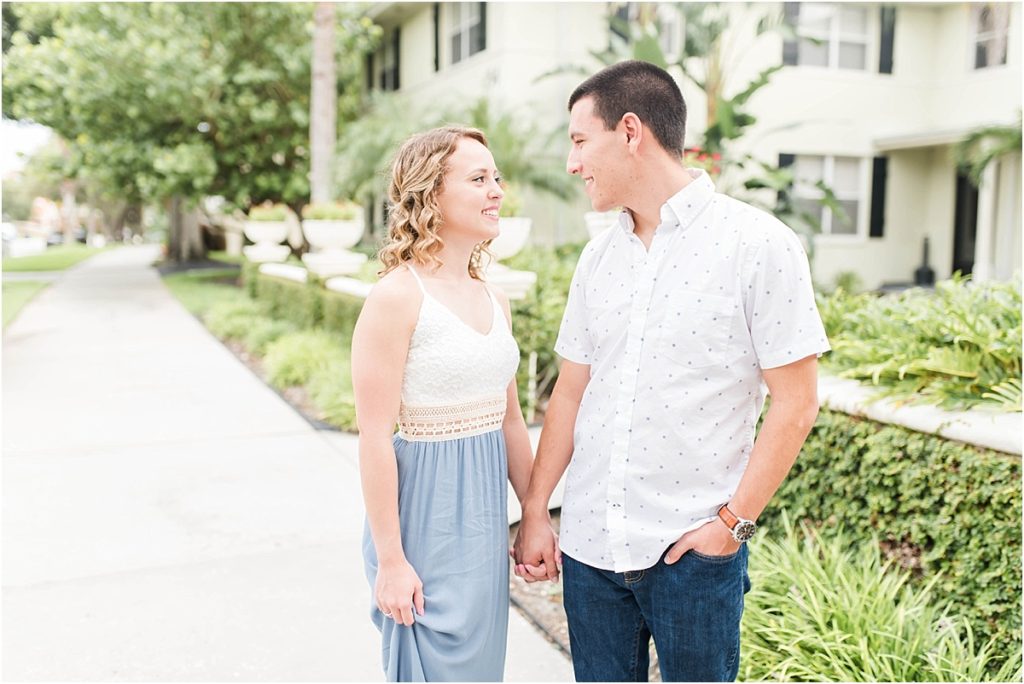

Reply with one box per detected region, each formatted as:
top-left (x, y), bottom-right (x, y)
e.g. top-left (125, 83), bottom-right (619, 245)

top-left (378, 126), bottom-right (493, 280)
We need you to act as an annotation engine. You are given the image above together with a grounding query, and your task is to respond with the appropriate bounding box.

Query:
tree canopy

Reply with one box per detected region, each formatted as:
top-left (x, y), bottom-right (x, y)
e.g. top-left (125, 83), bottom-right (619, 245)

top-left (3, 3), bottom-right (378, 212)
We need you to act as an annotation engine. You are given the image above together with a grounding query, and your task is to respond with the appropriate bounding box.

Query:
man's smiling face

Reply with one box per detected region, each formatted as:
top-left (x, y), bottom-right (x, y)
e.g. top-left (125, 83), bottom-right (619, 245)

top-left (566, 95), bottom-right (629, 212)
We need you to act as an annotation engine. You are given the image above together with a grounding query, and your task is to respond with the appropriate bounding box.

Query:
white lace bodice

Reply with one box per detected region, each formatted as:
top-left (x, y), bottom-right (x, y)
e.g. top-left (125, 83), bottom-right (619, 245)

top-left (397, 266), bottom-right (520, 440)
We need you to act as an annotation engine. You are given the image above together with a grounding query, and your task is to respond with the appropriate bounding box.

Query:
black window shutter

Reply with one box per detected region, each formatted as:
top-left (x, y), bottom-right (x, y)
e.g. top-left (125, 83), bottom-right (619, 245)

top-left (879, 7), bottom-right (895, 74)
top-left (478, 2), bottom-right (487, 53)
top-left (783, 3), bottom-right (800, 66)
top-left (365, 53), bottom-right (374, 91)
top-left (869, 156), bottom-right (888, 238)
top-left (778, 153), bottom-right (796, 205)
top-left (433, 3), bottom-right (440, 71)
top-left (392, 28), bottom-right (401, 90)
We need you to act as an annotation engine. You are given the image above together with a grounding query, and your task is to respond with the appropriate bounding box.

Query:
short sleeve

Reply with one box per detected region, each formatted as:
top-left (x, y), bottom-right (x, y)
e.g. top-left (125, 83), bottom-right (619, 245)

top-left (742, 221), bottom-right (831, 369)
top-left (554, 248), bottom-right (595, 365)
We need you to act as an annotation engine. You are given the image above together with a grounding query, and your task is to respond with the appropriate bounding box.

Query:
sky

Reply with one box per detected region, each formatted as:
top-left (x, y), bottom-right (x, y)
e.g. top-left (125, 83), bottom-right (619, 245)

top-left (1, 119), bottom-right (53, 176)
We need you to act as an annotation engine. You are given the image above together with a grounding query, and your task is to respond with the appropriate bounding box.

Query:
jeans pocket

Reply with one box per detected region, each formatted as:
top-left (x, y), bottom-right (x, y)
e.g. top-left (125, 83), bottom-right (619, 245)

top-left (688, 548), bottom-right (741, 563)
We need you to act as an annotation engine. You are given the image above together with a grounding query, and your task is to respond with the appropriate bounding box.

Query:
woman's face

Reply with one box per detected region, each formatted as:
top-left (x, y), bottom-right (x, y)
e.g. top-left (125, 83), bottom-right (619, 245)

top-left (436, 137), bottom-right (504, 243)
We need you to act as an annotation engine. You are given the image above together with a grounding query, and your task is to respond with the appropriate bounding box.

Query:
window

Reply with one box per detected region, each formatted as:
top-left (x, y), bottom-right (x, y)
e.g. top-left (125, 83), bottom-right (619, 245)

top-left (376, 29), bottom-right (400, 92)
top-left (448, 2), bottom-right (485, 65)
top-left (971, 3), bottom-right (1009, 69)
top-left (794, 3), bottom-right (871, 70)
top-left (657, 5), bottom-right (683, 62)
top-left (790, 155), bottom-right (865, 237)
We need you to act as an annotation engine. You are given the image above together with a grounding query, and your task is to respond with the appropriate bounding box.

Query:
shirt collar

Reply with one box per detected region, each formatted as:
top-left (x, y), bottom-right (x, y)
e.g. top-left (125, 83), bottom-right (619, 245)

top-left (616, 168), bottom-right (716, 235)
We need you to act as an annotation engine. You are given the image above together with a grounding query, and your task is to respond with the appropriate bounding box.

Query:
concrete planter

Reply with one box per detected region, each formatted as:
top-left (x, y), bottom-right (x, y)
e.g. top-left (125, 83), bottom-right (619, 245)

top-left (301, 217), bottom-right (365, 252)
top-left (492, 217), bottom-right (532, 260)
top-left (242, 220), bottom-right (290, 263)
top-left (486, 217), bottom-right (536, 301)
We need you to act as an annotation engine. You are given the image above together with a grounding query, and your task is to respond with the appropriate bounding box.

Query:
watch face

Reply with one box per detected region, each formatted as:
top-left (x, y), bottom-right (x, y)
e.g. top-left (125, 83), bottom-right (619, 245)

top-left (734, 520), bottom-right (756, 542)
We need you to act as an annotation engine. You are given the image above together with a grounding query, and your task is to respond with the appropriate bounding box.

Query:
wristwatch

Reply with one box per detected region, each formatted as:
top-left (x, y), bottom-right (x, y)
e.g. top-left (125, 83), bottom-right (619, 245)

top-left (717, 504), bottom-right (757, 543)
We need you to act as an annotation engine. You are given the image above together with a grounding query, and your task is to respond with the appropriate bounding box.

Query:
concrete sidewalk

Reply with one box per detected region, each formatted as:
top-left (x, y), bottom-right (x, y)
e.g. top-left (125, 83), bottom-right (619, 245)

top-left (2, 246), bottom-right (573, 681)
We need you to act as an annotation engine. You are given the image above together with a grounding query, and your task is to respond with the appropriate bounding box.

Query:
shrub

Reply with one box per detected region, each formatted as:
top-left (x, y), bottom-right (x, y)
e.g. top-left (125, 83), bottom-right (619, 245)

top-left (307, 358), bottom-right (358, 431)
top-left (204, 299), bottom-right (265, 341)
top-left (820, 276), bottom-right (1022, 411)
top-left (253, 273), bottom-right (322, 329)
top-left (741, 514), bottom-right (1023, 682)
top-left (243, 317), bottom-right (298, 355)
top-left (505, 242), bottom-right (585, 418)
top-left (762, 409), bottom-right (1022, 666)
top-left (263, 330), bottom-right (347, 387)
top-left (301, 201), bottom-right (362, 221)
top-left (247, 202), bottom-right (289, 221)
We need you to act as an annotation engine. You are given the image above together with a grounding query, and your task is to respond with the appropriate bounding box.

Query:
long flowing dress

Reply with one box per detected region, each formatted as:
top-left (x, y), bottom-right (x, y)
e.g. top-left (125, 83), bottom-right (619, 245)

top-left (362, 264), bottom-right (521, 682)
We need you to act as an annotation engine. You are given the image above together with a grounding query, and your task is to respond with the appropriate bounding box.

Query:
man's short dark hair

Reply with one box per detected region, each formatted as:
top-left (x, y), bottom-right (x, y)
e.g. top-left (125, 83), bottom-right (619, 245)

top-left (568, 60), bottom-right (686, 158)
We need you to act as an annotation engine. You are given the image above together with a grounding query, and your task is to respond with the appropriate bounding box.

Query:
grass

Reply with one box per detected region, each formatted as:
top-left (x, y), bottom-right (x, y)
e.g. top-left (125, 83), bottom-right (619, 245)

top-left (2, 243), bottom-right (112, 272)
top-left (2, 280), bottom-right (49, 327)
top-left (162, 268), bottom-right (245, 317)
top-left (741, 514), bottom-right (1022, 682)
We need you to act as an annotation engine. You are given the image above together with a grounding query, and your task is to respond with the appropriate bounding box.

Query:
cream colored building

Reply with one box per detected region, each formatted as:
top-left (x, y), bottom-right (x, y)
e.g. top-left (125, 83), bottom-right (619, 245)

top-left (365, 2), bottom-right (1021, 289)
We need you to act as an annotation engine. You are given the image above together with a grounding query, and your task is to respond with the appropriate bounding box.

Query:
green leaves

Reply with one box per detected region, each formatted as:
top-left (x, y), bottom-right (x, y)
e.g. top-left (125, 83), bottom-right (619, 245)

top-left (952, 113), bottom-right (1022, 187)
top-left (3, 3), bottom-right (377, 210)
top-left (821, 277), bottom-right (1023, 411)
top-left (335, 93), bottom-right (578, 208)
top-left (762, 410), bottom-right (1023, 677)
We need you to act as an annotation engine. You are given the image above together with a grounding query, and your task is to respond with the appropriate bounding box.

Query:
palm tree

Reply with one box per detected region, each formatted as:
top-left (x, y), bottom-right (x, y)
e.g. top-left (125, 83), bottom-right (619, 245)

top-left (953, 114), bottom-right (1022, 187)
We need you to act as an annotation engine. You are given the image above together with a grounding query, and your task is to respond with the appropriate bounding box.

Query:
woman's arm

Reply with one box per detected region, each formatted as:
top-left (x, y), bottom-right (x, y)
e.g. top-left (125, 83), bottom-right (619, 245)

top-left (351, 271), bottom-right (422, 626)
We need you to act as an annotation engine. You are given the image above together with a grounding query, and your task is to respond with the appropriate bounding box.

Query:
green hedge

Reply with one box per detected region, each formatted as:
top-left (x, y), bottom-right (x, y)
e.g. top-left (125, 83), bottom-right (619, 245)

top-left (506, 243), bottom-right (585, 419)
top-left (761, 408), bottom-right (1022, 664)
top-left (243, 262), bottom-right (364, 336)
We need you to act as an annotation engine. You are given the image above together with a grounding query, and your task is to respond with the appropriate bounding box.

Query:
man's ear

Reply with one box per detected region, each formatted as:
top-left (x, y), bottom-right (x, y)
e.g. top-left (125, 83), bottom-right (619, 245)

top-left (621, 113), bottom-right (643, 152)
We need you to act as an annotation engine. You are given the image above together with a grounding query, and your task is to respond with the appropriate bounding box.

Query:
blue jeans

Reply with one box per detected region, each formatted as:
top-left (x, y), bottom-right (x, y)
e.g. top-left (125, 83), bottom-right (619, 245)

top-left (562, 545), bottom-right (751, 682)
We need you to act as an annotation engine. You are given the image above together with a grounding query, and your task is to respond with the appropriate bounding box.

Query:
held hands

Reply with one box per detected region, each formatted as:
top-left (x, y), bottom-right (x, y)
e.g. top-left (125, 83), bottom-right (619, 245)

top-left (664, 517), bottom-right (741, 564)
top-left (511, 509), bottom-right (562, 583)
top-left (375, 557), bottom-right (425, 626)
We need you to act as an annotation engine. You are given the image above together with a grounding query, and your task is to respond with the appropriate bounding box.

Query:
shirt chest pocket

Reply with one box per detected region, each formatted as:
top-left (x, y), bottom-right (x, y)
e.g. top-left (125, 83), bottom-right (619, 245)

top-left (658, 290), bottom-right (737, 369)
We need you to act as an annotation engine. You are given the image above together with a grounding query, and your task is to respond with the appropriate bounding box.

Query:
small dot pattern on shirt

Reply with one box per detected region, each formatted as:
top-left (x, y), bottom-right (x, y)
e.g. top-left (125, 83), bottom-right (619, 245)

top-left (553, 169), bottom-right (831, 573)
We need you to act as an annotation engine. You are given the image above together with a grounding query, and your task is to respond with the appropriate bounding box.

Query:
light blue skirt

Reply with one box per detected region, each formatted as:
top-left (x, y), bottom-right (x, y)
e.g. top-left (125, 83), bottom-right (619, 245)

top-left (362, 429), bottom-right (510, 682)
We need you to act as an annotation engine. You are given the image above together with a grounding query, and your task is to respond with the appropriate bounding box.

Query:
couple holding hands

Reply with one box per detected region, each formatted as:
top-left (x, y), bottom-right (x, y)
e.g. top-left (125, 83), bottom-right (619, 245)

top-left (352, 60), bottom-right (830, 683)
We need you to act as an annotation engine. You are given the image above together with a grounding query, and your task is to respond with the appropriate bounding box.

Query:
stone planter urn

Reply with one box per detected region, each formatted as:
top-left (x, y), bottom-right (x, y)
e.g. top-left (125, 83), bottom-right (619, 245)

top-left (485, 216), bottom-right (536, 300)
top-left (242, 215), bottom-right (291, 263)
top-left (584, 210), bottom-right (621, 239)
top-left (300, 210), bottom-right (368, 277)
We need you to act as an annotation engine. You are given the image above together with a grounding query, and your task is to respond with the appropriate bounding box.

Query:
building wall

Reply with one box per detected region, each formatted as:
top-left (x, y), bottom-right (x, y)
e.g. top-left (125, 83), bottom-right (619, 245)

top-left (375, 2), bottom-right (1021, 285)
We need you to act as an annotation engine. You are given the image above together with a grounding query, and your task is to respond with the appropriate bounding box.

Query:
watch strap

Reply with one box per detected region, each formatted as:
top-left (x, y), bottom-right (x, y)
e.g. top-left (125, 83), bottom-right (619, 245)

top-left (717, 504), bottom-right (740, 530)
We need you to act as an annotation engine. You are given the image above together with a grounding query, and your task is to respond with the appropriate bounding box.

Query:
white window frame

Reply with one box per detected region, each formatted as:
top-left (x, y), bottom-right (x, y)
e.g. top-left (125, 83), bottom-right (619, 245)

top-left (447, 2), bottom-right (484, 66)
top-left (791, 154), bottom-right (870, 242)
top-left (796, 3), bottom-right (874, 71)
top-left (970, 3), bottom-right (1010, 70)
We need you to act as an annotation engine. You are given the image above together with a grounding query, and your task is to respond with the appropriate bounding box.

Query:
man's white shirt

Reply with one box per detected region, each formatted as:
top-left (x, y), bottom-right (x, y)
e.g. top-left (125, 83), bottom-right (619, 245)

top-left (554, 169), bottom-right (831, 572)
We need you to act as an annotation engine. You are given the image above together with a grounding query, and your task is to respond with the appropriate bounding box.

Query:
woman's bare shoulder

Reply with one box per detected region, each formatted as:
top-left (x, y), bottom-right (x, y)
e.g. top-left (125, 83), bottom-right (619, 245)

top-left (363, 266), bottom-right (422, 320)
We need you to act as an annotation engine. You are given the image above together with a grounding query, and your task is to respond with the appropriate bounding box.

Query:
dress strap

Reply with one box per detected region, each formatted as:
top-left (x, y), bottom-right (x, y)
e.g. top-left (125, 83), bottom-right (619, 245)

top-left (405, 263), bottom-right (427, 295)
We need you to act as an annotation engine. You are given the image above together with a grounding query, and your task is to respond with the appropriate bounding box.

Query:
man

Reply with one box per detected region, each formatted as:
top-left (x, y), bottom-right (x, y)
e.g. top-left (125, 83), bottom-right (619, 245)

top-left (513, 60), bottom-right (830, 682)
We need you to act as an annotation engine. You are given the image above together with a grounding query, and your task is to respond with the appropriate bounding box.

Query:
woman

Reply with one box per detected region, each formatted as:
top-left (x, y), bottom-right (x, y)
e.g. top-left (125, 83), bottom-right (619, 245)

top-left (352, 126), bottom-right (536, 682)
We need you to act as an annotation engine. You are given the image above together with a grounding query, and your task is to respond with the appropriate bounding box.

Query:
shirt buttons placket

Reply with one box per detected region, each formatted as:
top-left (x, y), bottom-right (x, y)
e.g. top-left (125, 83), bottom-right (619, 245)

top-left (607, 237), bottom-right (666, 570)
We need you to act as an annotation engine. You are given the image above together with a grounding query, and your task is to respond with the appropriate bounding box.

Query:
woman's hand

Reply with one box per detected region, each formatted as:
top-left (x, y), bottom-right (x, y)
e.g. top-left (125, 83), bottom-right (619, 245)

top-left (375, 557), bottom-right (425, 626)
